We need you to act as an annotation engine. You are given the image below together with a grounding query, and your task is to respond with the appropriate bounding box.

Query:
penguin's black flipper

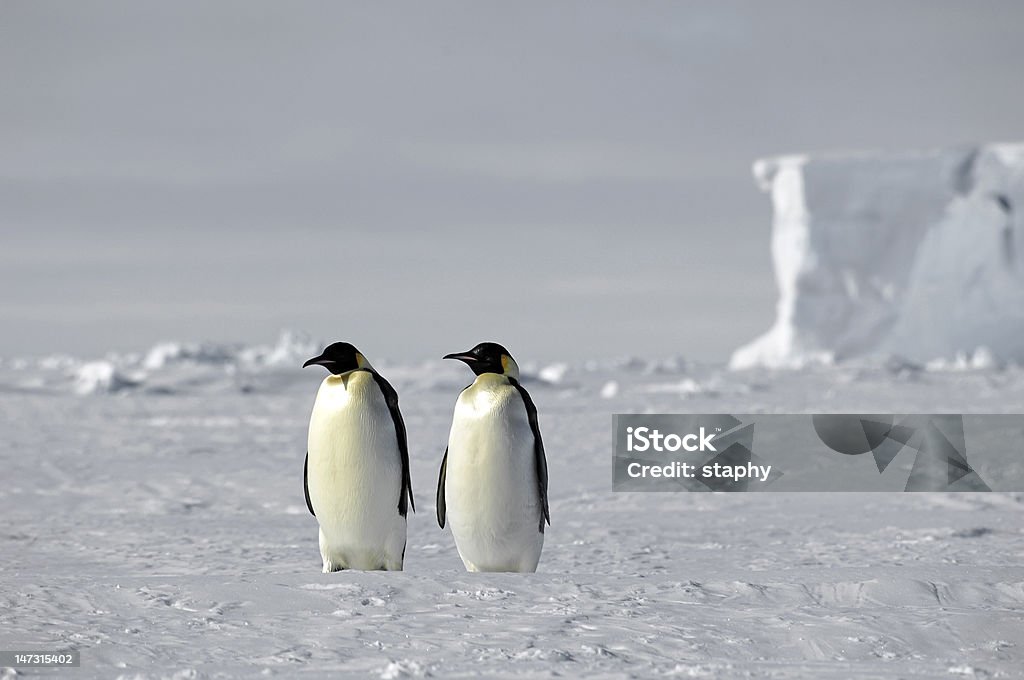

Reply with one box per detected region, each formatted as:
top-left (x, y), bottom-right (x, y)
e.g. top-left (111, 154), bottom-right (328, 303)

top-left (436, 447), bottom-right (448, 528)
top-left (510, 379), bottom-right (550, 533)
top-left (304, 451), bottom-right (315, 517)
top-left (371, 371), bottom-right (415, 516)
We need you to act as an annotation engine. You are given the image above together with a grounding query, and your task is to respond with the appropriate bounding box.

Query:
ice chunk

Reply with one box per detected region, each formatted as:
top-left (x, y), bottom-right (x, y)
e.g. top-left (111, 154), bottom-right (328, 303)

top-left (600, 380), bottom-right (619, 399)
top-left (925, 346), bottom-right (1002, 372)
top-left (143, 342), bottom-right (185, 370)
top-left (142, 341), bottom-right (237, 369)
top-left (74, 361), bottom-right (139, 395)
top-left (733, 144), bottom-right (1024, 368)
top-left (538, 362), bottom-right (569, 384)
top-left (237, 329), bottom-right (319, 367)
top-left (263, 329), bottom-right (319, 366)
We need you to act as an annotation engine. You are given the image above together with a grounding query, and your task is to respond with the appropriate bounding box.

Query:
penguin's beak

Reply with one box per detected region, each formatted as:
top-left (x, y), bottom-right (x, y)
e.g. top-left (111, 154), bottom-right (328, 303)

top-left (303, 354), bottom-right (329, 368)
top-left (443, 351), bottom-right (477, 364)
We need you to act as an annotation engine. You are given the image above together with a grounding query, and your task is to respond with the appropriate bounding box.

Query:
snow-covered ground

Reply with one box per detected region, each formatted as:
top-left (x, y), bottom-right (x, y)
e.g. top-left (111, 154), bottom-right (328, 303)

top-left (2, 337), bottom-right (1024, 678)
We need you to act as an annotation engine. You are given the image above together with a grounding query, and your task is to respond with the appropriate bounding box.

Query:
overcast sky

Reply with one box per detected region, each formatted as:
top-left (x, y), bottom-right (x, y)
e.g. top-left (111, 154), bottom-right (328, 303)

top-left (2, 1), bottom-right (1023, 362)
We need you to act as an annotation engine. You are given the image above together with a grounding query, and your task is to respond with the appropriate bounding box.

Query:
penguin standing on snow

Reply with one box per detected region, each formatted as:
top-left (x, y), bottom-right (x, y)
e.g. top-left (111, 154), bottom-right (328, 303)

top-left (437, 342), bottom-right (550, 572)
top-left (303, 342), bottom-right (414, 571)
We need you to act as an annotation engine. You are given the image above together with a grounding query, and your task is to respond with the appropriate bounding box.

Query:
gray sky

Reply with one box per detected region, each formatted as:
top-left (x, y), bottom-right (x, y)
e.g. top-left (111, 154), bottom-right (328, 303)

top-left (2, 1), bottom-right (1023, 362)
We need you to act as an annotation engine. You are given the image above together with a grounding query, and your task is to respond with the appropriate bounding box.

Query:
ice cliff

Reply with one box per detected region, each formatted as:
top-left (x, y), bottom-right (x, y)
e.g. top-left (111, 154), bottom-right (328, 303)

top-left (731, 143), bottom-right (1024, 369)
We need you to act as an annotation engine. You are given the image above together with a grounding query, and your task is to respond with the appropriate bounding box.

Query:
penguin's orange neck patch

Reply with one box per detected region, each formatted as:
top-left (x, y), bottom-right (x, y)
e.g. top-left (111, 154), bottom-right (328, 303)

top-left (500, 354), bottom-right (520, 379)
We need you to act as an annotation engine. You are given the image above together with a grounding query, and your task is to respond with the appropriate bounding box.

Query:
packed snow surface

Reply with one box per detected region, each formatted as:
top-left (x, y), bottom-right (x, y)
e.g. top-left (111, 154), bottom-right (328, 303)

top-left (3, 335), bottom-right (1024, 678)
top-left (733, 143), bottom-right (1024, 369)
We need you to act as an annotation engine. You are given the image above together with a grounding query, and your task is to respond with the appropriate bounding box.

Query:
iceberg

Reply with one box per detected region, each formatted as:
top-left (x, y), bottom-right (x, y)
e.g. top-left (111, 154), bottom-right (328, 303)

top-left (732, 143), bottom-right (1024, 369)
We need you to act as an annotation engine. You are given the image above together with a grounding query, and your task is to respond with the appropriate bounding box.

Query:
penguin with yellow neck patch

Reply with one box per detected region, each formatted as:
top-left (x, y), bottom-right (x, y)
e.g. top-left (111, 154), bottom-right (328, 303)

top-left (302, 342), bottom-right (414, 571)
top-left (437, 342), bottom-right (550, 572)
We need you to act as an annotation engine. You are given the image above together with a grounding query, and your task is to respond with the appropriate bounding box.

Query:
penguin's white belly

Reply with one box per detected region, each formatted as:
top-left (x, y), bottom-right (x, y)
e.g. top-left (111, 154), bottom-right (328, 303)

top-left (307, 371), bottom-right (406, 571)
top-left (445, 378), bottom-right (543, 572)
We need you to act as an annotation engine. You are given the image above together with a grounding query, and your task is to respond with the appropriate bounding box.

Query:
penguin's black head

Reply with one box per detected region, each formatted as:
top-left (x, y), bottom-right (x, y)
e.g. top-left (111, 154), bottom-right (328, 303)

top-left (443, 342), bottom-right (519, 378)
top-left (302, 342), bottom-right (368, 375)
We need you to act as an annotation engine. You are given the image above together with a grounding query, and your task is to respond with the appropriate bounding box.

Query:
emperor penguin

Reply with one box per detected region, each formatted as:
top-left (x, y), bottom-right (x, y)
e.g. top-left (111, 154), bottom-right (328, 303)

top-left (302, 342), bottom-right (414, 572)
top-left (437, 342), bottom-right (550, 572)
